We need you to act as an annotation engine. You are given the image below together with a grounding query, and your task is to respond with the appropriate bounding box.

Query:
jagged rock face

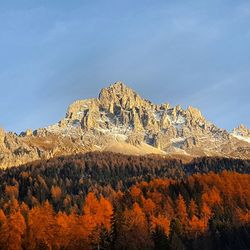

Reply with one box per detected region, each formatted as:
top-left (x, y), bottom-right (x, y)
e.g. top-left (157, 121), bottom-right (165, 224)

top-left (0, 82), bottom-right (250, 168)
top-left (232, 124), bottom-right (250, 137)
top-left (54, 82), bottom-right (230, 151)
top-left (231, 124), bottom-right (250, 144)
top-left (0, 128), bottom-right (5, 144)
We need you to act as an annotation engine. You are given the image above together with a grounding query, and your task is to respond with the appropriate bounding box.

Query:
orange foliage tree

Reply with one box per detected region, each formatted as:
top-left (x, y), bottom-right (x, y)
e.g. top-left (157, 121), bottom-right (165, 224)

top-left (0, 209), bottom-right (26, 250)
top-left (122, 202), bottom-right (153, 249)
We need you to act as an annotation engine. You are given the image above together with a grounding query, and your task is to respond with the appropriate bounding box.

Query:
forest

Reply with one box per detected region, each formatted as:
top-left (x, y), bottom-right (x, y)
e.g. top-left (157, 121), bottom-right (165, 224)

top-left (0, 152), bottom-right (249, 249)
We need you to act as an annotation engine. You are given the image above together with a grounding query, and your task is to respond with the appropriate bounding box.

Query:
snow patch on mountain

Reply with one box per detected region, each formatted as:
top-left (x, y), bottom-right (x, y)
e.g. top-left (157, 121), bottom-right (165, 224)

top-left (231, 133), bottom-right (250, 143)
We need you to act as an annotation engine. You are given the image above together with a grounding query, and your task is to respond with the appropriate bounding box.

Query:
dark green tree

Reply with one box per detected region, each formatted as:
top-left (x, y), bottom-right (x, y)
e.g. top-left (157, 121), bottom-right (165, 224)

top-left (98, 224), bottom-right (111, 250)
top-left (152, 225), bottom-right (169, 250)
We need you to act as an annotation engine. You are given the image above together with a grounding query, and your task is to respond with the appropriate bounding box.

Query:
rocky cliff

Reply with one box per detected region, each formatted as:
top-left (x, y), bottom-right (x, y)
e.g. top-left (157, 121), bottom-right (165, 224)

top-left (231, 124), bottom-right (250, 143)
top-left (0, 82), bottom-right (250, 168)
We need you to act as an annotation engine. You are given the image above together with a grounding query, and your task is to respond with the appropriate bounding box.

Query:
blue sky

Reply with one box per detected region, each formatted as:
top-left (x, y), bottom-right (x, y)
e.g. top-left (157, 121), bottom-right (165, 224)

top-left (0, 0), bottom-right (250, 133)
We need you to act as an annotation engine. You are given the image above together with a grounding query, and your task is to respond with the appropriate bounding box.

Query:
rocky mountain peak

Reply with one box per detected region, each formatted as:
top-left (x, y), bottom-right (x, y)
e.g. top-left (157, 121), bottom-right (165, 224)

top-left (0, 81), bottom-right (250, 169)
top-left (232, 124), bottom-right (250, 137)
top-left (52, 82), bottom-right (230, 151)
top-left (99, 81), bottom-right (136, 98)
top-left (187, 106), bottom-right (203, 118)
top-left (56, 82), bottom-right (225, 138)
top-left (100, 81), bottom-right (132, 95)
top-left (98, 81), bottom-right (149, 112)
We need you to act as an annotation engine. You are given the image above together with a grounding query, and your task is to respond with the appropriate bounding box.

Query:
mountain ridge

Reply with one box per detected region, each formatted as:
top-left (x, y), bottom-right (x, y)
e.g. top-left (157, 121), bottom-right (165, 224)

top-left (0, 81), bottom-right (250, 168)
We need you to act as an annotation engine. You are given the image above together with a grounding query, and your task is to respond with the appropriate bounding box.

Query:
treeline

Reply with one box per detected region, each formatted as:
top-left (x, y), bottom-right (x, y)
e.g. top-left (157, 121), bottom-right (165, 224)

top-left (0, 171), bottom-right (249, 249)
top-left (0, 152), bottom-right (250, 211)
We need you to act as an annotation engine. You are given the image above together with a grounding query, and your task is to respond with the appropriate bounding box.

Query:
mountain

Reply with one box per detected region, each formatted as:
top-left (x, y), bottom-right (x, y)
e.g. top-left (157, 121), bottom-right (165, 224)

top-left (231, 124), bottom-right (250, 143)
top-left (0, 81), bottom-right (250, 168)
